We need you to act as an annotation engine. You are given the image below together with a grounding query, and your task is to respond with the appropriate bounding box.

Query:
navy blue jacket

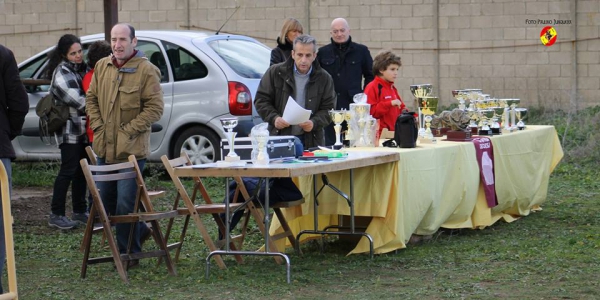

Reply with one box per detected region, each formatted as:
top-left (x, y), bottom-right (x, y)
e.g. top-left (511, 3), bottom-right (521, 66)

top-left (317, 37), bottom-right (374, 110)
top-left (0, 44), bottom-right (29, 159)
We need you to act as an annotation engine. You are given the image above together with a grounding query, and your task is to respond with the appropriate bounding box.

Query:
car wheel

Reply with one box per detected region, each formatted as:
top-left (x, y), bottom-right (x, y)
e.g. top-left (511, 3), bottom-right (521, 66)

top-left (173, 126), bottom-right (221, 164)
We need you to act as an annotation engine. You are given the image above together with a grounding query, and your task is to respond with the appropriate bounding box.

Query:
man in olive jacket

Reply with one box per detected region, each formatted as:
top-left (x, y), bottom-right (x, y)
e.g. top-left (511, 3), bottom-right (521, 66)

top-left (86, 23), bottom-right (163, 260)
top-left (254, 34), bottom-right (336, 149)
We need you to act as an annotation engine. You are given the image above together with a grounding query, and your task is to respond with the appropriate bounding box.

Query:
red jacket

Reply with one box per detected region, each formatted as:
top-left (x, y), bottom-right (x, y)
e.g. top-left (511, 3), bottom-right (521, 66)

top-left (364, 76), bottom-right (405, 133)
top-left (82, 69), bottom-right (94, 142)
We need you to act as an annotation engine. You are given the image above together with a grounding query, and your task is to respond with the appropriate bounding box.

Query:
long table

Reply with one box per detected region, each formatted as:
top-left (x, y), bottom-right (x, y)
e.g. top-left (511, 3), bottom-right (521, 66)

top-left (174, 151), bottom-right (400, 281)
top-left (268, 125), bottom-right (564, 255)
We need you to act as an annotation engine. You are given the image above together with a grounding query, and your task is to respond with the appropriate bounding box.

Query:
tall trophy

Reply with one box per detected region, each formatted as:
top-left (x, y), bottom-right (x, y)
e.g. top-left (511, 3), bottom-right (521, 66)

top-left (418, 96), bottom-right (439, 142)
top-left (218, 117), bottom-right (246, 166)
top-left (410, 84), bottom-right (433, 138)
top-left (503, 98), bottom-right (520, 132)
top-left (329, 109), bottom-right (347, 148)
top-left (349, 93), bottom-right (371, 147)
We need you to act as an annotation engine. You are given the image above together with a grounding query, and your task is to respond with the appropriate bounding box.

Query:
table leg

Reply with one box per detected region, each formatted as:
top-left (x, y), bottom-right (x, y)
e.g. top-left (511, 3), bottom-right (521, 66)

top-left (296, 171), bottom-right (374, 258)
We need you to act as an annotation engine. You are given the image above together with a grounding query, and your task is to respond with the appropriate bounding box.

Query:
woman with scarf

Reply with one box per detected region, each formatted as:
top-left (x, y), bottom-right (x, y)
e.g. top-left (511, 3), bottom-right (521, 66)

top-left (44, 34), bottom-right (90, 230)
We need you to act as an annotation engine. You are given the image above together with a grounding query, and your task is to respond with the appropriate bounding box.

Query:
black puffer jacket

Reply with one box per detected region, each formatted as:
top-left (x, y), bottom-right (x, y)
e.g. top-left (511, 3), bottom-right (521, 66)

top-left (0, 44), bottom-right (29, 159)
top-left (270, 37), bottom-right (293, 66)
top-left (317, 37), bottom-right (374, 110)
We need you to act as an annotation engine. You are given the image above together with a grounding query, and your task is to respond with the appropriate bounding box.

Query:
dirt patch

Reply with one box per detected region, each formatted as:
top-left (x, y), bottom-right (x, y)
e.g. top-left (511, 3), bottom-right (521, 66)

top-left (10, 187), bottom-right (63, 234)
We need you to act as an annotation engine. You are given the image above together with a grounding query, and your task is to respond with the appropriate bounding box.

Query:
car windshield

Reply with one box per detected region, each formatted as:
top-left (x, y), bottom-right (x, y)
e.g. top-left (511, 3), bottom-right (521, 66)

top-left (208, 39), bottom-right (269, 79)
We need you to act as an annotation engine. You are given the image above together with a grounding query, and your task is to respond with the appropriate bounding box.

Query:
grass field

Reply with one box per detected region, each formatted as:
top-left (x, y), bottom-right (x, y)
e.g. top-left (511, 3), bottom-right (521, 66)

top-left (6, 107), bottom-right (600, 299)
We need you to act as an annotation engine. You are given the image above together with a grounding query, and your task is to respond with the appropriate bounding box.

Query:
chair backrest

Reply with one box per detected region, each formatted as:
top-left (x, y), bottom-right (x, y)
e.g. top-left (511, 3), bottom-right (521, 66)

top-left (81, 155), bottom-right (155, 213)
top-left (85, 146), bottom-right (98, 165)
top-left (161, 152), bottom-right (214, 205)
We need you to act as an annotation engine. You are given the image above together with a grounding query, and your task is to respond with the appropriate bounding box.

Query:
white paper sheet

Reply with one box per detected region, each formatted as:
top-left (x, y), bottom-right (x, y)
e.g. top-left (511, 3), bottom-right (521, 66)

top-left (282, 96), bottom-right (311, 125)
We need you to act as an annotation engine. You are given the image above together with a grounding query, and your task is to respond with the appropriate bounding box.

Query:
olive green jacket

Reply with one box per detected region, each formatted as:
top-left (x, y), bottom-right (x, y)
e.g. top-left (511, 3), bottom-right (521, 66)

top-left (86, 52), bottom-right (163, 163)
top-left (254, 58), bottom-right (336, 148)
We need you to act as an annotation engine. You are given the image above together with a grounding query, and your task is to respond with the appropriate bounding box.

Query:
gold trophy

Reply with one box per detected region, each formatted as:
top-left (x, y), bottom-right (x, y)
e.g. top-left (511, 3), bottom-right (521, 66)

top-left (410, 84), bottom-right (433, 138)
top-left (329, 109), bottom-right (347, 148)
top-left (452, 89), bottom-right (468, 110)
top-left (515, 108), bottom-right (528, 130)
top-left (417, 96), bottom-right (439, 142)
top-left (478, 109), bottom-right (495, 135)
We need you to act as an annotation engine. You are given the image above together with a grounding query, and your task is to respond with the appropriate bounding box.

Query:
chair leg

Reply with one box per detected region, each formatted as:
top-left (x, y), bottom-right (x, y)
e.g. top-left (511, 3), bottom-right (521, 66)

top-left (274, 208), bottom-right (301, 254)
top-left (80, 205), bottom-right (97, 278)
top-left (245, 201), bottom-right (284, 264)
top-left (150, 219), bottom-right (177, 276)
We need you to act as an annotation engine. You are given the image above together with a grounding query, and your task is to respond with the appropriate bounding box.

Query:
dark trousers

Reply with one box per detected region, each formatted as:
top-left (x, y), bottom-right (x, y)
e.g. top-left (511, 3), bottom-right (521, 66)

top-left (97, 158), bottom-right (149, 254)
top-left (51, 143), bottom-right (89, 216)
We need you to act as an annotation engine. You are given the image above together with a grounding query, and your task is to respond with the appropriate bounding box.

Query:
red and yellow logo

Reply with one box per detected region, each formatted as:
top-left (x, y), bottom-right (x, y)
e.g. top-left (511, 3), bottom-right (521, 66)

top-left (540, 26), bottom-right (557, 46)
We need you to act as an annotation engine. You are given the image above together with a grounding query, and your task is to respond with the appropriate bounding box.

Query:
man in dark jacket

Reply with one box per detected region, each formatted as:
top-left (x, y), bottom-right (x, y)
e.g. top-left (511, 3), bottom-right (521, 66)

top-left (0, 44), bottom-right (29, 294)
top-left (318, 18), bottom-right (374, 145)
top-left (254, 34), bottom-right (336, 149)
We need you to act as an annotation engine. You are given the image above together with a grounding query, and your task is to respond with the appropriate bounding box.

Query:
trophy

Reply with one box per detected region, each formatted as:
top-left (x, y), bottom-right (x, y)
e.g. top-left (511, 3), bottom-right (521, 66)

top-left (505, 98), bottom-right (521, 131)
top-left (417, 96), bottom-right (439, 141)
top-left (492, 106), bottom-right (505, 134)
top-left (410, 84), bottom-right (433, 138)
top-left (349, 93), bottom-right (371, 147)
top-left (478, 109), bottom-right (495, 135)
top-left (220, 117), bottom-right (240, 162)
top-left (452, 89), bottom-right (468, 110)
top-left (329, 109), bottom-right (347, 148)
top-left (515, 108), bottom-right (528, 130)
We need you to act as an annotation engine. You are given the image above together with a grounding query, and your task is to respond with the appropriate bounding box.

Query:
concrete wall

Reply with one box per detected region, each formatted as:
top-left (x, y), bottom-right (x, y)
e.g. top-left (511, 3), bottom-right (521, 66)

top-left (1, 0), bottom-right (598, 110)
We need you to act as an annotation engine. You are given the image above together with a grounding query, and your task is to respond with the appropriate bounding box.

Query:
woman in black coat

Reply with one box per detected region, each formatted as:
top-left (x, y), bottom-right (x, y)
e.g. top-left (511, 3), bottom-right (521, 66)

top-left (270, 18), bottom-right (303, 66)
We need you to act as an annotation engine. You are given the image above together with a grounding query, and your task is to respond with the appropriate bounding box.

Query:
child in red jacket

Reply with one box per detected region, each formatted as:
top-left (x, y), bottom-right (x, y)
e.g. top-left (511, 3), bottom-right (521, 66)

top-left (364, 51), bottom-right (406, 135)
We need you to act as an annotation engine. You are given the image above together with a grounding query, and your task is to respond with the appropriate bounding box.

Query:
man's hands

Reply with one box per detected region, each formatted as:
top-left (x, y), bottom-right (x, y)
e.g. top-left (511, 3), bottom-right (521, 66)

top-left (298, 120), bottom-right (313, 132)
top-left (274, 117), bottom-right (290, 130)
top-left (274, 117), bottom-right (313, 132)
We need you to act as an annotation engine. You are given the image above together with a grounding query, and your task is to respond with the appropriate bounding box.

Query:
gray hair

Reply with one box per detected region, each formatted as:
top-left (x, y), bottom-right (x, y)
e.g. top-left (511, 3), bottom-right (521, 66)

top-left (293, 34), bottom-right (317, 53)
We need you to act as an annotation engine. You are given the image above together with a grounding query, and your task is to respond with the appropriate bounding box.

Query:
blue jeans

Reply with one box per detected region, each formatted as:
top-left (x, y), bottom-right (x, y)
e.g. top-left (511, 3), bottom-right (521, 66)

top-left (0, 158), bottom-right (11, 294)
top-left (96, 158), bottom-right (148, 254)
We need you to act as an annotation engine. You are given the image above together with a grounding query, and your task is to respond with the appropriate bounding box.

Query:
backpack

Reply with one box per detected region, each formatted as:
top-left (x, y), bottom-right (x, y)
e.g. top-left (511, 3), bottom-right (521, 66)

top-left (35, 91), bottom-right (69, 137)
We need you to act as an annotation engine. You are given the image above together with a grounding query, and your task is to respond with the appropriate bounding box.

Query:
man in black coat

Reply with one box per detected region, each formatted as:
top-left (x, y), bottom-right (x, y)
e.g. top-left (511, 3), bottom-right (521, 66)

top-left (0, 43), bottom-right (29, 293)
top-left (318, 18), bottom-right (374, 146)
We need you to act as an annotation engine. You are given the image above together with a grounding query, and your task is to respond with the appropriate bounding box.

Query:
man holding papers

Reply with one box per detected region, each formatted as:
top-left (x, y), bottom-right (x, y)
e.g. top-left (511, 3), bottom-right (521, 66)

top-left (255, 34), bottom-right (336, 148)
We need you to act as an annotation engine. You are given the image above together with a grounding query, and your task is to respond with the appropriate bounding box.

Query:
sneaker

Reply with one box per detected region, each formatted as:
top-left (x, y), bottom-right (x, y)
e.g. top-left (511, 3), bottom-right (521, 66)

top-left (71, 212), bottom-right (89, 225)
top-left (48, 214), bottom-right (78, 230)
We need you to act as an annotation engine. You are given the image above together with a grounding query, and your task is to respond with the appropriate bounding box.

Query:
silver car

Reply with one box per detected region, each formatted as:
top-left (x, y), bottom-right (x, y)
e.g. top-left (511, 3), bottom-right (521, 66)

top-left (15, 30), bottom-right (270, 164)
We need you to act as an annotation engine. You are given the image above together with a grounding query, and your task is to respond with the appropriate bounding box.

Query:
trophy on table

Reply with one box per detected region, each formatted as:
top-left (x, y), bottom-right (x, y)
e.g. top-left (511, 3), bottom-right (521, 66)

top-left (218, 117), bottom-right (246, 166)
top-left (478, 109), bottom-right (495, 135)
top-left (452, 89), bottom-right (468, 110)
top-left (418, 96), bottom-right (439, 142)
top-left (503, 99), bottom-right (521, 132)
top-left (409, 84), bottom-right (433, 138)
top-left (349, 93), bottom-right (371, 147)
top-left (515, 108), bottom-right (528, 130)
top-left (329, 109), bottom-right (347, 148)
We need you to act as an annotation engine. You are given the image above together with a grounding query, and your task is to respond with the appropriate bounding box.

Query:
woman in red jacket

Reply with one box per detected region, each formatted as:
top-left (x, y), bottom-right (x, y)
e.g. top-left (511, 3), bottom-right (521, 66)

top-left (364, 51), bottom-right (406, 135)
top-left (82, 40), bottom-right (111, 143)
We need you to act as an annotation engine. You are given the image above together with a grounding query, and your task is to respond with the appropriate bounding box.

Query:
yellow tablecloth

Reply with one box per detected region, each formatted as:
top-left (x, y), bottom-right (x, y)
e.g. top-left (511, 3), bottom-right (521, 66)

top-left (269, 125), bottom-right (564, 255)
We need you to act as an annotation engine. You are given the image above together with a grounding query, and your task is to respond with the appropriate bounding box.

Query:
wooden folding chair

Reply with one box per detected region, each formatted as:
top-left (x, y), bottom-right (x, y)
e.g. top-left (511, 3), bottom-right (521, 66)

top-left (80, 146), bottom-right (165, 253)
top-left (161, 153), bottom-right (248, 268)
top-left (229, 177), bottom-right (304, 254)
top-left (0, 162), bottom-right (18, 300)
top-left (79, 155), bottom-right (178, 283)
